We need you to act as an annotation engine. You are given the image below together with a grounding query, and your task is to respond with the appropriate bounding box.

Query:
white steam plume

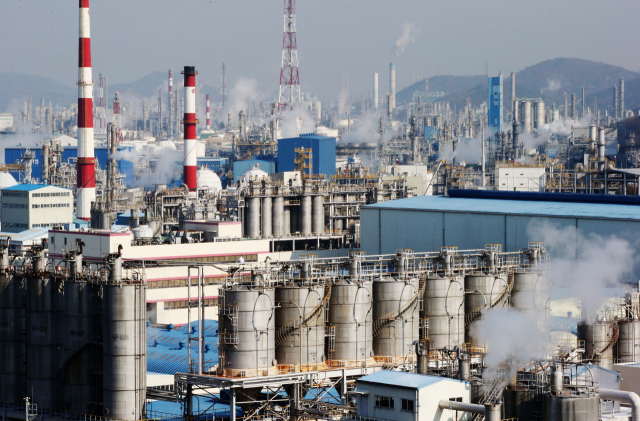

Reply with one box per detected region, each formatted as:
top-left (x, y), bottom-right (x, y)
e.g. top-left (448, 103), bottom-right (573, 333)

top-left (541, 79), bottom-right (561, 94)
top-left (279, 106), bottom-right (316, 139)
top-left (219, 77), bottom-right (264, 123)
top-left (340, 112), bottom-right (382, 144)
top-left (113, 142), bottom-right (183, 188)
top-left (437, 135), bottom-right (482, 165)
top-left (393, 23), bottom-right (420, 58)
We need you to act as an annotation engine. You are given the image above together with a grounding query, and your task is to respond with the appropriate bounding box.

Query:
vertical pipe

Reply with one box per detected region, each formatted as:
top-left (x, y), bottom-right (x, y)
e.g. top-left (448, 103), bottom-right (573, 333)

top-left (273, 196), bottom-right (284, 237)
top-left (481, 126), bottom-right (485, 187)
top-left (168, 70), bottom-right (173, 136)
top-left (300, 195), bottom-right (312, 235)
top-left (598, 127), bottom-right (606, 171)
top-left (183, 66), bottom-right (198, 190)
top-left (389, 63), bottom-right (396, 112)
top-left (510, 72), bottom-right (516, 118)
top-left (198, 267), bottom-right (203, 374)
top-left (620, 78), bottom-right (625, 118)
top-left (76, 0), bottom-right (96, 220)
top-left (262, 196), bottom-right (272, 238)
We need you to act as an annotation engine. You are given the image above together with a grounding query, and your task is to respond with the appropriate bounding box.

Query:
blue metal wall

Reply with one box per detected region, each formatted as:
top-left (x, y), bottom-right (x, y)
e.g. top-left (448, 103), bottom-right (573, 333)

top-left (277, 134), bottom-right (336, 176)
top-left (233, 159), bottom-right (276, 182)
top-left (488, 75), bottom-right (503, 133)
top-left (198, 157), bottom-right (229, 171)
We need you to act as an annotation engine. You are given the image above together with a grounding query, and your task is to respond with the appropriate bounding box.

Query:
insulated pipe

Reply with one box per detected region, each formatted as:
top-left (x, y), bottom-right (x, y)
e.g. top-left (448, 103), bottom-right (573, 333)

top-left (373, 72), bottom-right (379, 110)
top-left (598, 127), bottom-right (606, 171)
top-left (76, 0), bottom-right (96, 220)
top-left (182, 66), bottom-right (198, 190)
top-left (438, 400), bottom-right (484, 414)
top-left (599, 389), bottom-right (640, 421)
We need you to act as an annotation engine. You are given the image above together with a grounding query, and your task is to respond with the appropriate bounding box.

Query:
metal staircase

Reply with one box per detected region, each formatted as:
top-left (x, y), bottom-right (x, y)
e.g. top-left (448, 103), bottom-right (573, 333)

top-left (465, 271), bottom-right (514, 331)
top-left (372, 277), bottom-right (426, 339)
top-left (473, 379), bottom-right (503, 421)
top-left (596, 322), bottom-right (619, 355)
top-left (275, 281), bottom-right (332, 346)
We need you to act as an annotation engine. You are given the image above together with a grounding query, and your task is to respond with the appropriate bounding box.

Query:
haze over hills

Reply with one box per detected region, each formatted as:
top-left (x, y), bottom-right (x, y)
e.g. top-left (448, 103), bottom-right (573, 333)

top-left (397, 58), bottom-right (640, 113)
top-left (2, 58), bottom-right (638, 119)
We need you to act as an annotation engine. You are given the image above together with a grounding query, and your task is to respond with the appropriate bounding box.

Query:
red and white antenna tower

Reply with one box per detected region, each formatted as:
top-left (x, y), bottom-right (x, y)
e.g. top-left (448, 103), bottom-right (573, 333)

top-left (278, 0), bottom-right (301, 111)
top-left (220, 63), bottom-right (227, 108)
top-left (76, 0), bottom-right (96, 220)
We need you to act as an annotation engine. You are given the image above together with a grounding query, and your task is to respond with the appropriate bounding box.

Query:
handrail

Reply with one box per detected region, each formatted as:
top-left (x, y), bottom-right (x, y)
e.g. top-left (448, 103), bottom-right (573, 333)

top-left (275, 281), bottom-right (332, 346)
top-left (372, 276), bottom-right (426, 338)
top-left (465, 270), bottom-right (513, 330)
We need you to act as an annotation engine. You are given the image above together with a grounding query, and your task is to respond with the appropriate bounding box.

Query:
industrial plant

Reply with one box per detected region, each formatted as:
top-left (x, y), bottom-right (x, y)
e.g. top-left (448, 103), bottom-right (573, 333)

top-left (1, 0), bottom-right (640, 421)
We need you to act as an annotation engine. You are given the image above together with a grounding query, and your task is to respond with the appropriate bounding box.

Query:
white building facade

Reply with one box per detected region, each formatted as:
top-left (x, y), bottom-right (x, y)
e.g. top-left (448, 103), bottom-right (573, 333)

top-left (1, 184), bottom-right (73, 232)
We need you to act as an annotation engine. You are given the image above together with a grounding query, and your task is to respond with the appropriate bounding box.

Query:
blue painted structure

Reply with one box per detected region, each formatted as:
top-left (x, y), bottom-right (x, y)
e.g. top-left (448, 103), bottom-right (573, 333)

top-left (146, 320), bottom-right (218, 375)
top-left (488, 74), bottom-right (503, 133)
top-left (198, 157), bottom-right (229, 172)
top-left (448, 188), bottom-right (640, 206)
top-left (424, 126), bottom-right (437, 140)
top-left (277, 133), bottom-right (336, 176)
top-left (233, 159), bottom-right (276, 182)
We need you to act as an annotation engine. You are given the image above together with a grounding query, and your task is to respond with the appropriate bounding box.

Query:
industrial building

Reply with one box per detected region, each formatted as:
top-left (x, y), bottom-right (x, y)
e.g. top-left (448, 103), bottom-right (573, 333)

top-left (1, 184), bottom-right (73, 232)
top-left (361, 190), bottom-right (640, 257)
top-left (277, 133), bottom-right (336, 176)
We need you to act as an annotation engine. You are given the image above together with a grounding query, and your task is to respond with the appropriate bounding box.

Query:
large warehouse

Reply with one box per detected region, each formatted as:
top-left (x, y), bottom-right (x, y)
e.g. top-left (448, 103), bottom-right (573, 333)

top-left (361, 190), bottom-right (640, 259)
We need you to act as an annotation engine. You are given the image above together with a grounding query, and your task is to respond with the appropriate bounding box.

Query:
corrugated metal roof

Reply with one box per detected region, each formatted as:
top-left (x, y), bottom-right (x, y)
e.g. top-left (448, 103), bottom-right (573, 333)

top-left (364, 196), bottom-right (640, 221)
top-left (3, 184), bottom-right (49, 191)
top-left (358, 370), bottom-right (465, 389)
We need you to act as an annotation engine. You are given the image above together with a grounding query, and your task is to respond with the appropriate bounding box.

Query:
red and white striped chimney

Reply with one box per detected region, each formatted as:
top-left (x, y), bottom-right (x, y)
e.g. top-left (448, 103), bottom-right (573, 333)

top-left (206, 94), bottom-right (211, 130)
top-left (182, 66), bottom-right (198, 190)
top-left (77, 0), bottom-right (96, 220)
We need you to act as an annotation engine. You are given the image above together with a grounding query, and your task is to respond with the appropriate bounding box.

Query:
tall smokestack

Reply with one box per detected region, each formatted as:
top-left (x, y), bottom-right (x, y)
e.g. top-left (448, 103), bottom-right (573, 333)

top-left (373, 72), bottom-right (379, 110)
top-left (168, 70), bottom-right (173, 136)
top-left (182, 66), bottom-right (198, 190)
top-left (582, 86), bottom-right (586, 119)
top-left (564, 92), bottom-right (568, 120)
top-left (511, 72), bottom-right (516, 119)
top-left (620, 78), bottom-right (625, 119)
top-left (389, 63), bottom-right (396, 113)
top-left (206, 94), bottom-right (211, 130)
top-left (76, 0), bottom-right (96, 220)
top-left (614, 86), bottom-right (619, 119)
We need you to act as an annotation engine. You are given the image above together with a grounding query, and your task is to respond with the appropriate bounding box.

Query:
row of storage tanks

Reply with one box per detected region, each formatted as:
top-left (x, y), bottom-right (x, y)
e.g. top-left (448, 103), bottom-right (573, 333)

top-left (244, 194), bottom-right (325, 239)
top-left (217, 250), bottom-right (552, 375)
top-left (578, 317), bottom-right (640, 370)
top-left (0, 251), bottom-right (147, 421)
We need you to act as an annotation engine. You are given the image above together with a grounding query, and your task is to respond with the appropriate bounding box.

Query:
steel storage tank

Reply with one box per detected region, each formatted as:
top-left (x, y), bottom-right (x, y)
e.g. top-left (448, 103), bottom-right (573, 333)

top-left (328, 279), bottom-right (373, 364)
top-left (372, 276), bottom-right (420, 362)
top-left (421, 274), bottom-right (464, 349)
top-left (300, 195), bottom-right (312, 234)
top-left (25, 275), bottom-right (64, 409)
top-left (102, 283), bottom-right (146, 421)
top-left (275, 281), bottom-right (326, 368)
top-left (616, 320), bottom-right (640, 363)
top-left (522, 101), bottom-right (532, 134)
top-left (273, 196), bottom-right (284, 236)
top-left (542, 395), bottom-right (599, 421)
top-left (535, 101), bottom-right (546, 129)
top-left (312, 195), bottom-right (324, 234)
top-left (511, 271), bottom-right (550, 333)
top-left (0, 264), bottom-right (25, 402)
top-left (577, 322), bottom-right (614, 369)
top-left (219, 281), bottom-right (276, 376)
top-left (283, 205), bottom-right (291, 235)
top-left (261, 196), bottom-right (272, 237)
top-left (248, 197), bottom-right (261, 239)
top-left (63, 281), bottom-right (99, 412)
top-left (464, 271), bottom-right (509, 346)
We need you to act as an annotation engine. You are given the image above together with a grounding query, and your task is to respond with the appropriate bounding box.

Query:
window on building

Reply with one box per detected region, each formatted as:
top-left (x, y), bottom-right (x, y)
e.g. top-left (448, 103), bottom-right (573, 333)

top-left (375, 396), bottom-right (394, 408)
top-left (450, 397), bottom-right (463, 402)
top-left (401, 399), bottom-right (414, 412)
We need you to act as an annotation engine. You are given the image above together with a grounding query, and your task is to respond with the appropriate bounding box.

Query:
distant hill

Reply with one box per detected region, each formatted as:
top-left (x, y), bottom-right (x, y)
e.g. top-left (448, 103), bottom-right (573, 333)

top-left (111, 71), bottom-right (167, 98)
top-left (0, 72), bottom-right (74, 112)
top-left (396, 75), bottom-right (486, 103)
top-left (397, 58), bottom-right (640, 111)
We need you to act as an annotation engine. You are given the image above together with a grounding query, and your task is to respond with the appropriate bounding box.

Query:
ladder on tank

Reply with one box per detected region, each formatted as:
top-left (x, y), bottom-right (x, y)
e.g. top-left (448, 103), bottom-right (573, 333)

top-left (465, 270), bottom-right (514, 331)
top-left (218, 294), bottom-right (239, 345)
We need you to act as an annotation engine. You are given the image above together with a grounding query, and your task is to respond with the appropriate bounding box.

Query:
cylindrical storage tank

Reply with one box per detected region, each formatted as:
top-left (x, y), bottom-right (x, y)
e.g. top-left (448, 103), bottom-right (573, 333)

top-left (272, 196), bottom-right (284, 237)
top-left (372, 277), bottom-right (420, 361)
top-left (335, 219), bottom-right (344, 232)
top-left (102, 283), bottom-right (146, 421)
top-left (248, 197), bottom-right (261, 239)
top-left (63, 282), bottom-right (99, 412)
top-left (464, 271), bottom-right (509, 346)
top-left (420, 274), bottom-right (464, 349)
top-left (511, 271), bottom-right (550, 334)
top-left (300, 196), bottom-right (312, 234)
top-left (275, 282), bottom-right (326, 368)
top-left (328, 280), bottom-right (373, 363)
top-left (522, 101), bottom-right (532, 134)
top-left (283, 205), bottom-right (291, 235)
top-left (0, 271), bottom-right (26, 403)
top-left (535, 101), bottom-right (546, 129)
top-left (617, 320), bottom-right (640, 363)
top-left (26, 276), bottom-right (64, 408)
top-left (577, 322), bottom-right (613, 369)
top-left (219, 285), bottom-right (276, 376)
top-left (261, 196), bottom-right (272, 238)
top-left (542, 394), bottom-right (599, 421)
top-left (312, 195), bottom-right (324, 234)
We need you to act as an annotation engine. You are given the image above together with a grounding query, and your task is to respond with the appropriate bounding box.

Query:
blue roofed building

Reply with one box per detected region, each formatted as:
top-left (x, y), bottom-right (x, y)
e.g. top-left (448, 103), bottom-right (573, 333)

top-left (277, 133), bottom-right (336, 177)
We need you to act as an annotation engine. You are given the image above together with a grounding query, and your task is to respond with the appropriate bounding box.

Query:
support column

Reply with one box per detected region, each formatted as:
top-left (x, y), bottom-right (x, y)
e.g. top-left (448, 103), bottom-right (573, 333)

top-left (230, 388), bottom-right (236, 421)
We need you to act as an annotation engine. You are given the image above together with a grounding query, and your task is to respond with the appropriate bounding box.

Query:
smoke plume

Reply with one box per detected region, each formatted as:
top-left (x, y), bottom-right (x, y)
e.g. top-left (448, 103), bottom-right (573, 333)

top-left (393, 23), bottom-right (419, 58)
